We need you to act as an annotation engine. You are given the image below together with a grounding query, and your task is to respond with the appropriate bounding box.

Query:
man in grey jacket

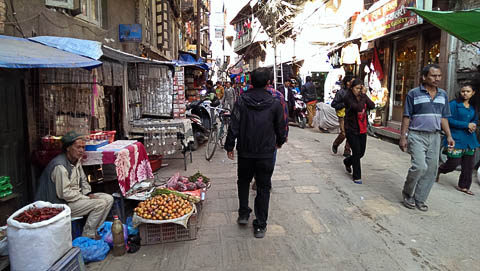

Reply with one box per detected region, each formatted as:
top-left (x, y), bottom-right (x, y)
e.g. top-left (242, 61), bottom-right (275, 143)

top-left (36, 131), bottom-right (113, 239)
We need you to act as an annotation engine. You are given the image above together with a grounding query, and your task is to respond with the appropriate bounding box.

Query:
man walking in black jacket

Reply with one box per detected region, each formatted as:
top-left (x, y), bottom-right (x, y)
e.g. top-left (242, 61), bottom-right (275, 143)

top-left (225, 67), bottom-right (287, 238)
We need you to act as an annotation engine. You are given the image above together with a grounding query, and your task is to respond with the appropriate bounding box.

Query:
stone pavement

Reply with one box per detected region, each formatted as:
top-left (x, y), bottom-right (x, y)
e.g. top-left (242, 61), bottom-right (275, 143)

top-left (88, 127), bottom-right (480, 271)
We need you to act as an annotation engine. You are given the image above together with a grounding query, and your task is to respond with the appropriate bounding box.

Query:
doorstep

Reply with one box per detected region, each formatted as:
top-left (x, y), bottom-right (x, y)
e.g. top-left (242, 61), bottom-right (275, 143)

top-left (371, 125), bottom-right (401, 140)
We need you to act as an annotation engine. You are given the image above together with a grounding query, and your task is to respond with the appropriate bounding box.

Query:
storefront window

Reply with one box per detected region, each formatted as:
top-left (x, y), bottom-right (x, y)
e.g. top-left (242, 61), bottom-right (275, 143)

top-left (393, 37), bottom-right (417, 107)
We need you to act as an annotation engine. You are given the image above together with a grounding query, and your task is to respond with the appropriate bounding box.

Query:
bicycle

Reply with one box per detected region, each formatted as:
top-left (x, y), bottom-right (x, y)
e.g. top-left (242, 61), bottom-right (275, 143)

top-left (205, 104), bottom-right (231, 161)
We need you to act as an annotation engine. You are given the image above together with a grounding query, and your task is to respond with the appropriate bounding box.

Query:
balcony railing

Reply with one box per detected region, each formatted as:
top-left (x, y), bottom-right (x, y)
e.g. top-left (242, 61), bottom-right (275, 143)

top-left (234, 30), bottom-right (252, 52)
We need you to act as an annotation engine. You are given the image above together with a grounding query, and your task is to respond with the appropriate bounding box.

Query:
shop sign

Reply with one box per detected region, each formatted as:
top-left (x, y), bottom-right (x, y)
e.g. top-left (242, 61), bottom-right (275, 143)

top-left (230, 67), bottom-right (243, 74)
top-left (119, 24), bottom-right (142, 42)
top-left (215, 28), bottom-right (224, 39)
top-left (362, 0), bottom-right (421, 41)
top-left (187, 44), bottom-right (197, 54)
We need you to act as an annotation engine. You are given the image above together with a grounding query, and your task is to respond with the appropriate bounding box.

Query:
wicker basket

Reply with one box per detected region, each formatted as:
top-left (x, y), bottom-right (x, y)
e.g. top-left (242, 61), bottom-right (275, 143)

top-left (139, 212), bottom-right (199, 245)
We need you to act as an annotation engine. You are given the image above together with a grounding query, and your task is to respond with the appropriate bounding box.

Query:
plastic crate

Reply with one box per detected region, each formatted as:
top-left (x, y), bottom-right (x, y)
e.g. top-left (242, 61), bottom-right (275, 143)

top-left (139, 213), bottom-right (199, 245)
top-left (48, 247), bottom-right (86, 271)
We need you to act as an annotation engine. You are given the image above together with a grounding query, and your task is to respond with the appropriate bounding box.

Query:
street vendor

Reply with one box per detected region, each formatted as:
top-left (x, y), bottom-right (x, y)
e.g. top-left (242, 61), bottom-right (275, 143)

top-left (35, 131), bottom-right (113, 239)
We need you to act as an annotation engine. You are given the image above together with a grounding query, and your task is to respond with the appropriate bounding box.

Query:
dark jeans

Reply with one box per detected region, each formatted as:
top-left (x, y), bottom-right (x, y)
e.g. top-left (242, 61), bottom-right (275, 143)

top-left (344, 133), bottom-right (367, 180)
top-left (237, 156), bottom-right (275, 229)
top-left (438, 153), bottom-right (475, 189)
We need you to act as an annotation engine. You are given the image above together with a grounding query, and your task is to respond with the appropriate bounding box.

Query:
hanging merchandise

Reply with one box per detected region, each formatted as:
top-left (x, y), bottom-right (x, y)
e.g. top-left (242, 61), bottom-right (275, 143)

top-left (135, 64), bottom-right (173, 118)
top-left (372, 47), bottom-right (384, 80)
top-left (341, 43), bottom-right (361, 65)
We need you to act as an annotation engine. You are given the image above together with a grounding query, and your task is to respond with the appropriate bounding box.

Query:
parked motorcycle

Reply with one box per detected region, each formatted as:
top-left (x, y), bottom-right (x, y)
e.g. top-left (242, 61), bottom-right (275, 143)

top-left (186, 98), bottom-right (221, 150)
top-left (293, 93), bottom-right (307, 129)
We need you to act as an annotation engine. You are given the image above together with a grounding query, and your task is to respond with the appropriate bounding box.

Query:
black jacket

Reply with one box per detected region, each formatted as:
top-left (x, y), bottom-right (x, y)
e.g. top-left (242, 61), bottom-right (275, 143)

top-left (344, 90), bottom-right (375, 135)
top-left (278, 85), bottom-right (295, 107)
top-left (331, 88), bottom-right (347, 110)
top-left (225, 88), bottom-right (287, 158)
top-left (301, 82), bottom-right (317, 102)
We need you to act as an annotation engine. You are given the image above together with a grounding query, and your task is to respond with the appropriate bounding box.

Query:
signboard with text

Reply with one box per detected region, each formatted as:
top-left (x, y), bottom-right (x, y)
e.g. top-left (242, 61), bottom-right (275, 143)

top-left (362, 0), bottom-right (421, 41)
top-left (119, 24), bottom-right (142, 42)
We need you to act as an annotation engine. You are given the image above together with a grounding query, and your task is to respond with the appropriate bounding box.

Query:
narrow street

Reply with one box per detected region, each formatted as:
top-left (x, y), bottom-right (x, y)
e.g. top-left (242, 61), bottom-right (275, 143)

top-left (89, 127), bottom-right (480, 271)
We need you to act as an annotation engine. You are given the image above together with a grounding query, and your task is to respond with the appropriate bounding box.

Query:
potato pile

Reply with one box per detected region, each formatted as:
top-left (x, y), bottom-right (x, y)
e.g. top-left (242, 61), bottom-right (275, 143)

top-left (134, 194), bottom-right (193, 220)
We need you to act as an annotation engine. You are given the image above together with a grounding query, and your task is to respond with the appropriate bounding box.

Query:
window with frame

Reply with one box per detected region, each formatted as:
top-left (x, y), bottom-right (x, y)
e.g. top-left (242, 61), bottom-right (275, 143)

top-left (78, 0), bottom-right (102, 26)
top-left (156, 0), bottom-right (171, 50)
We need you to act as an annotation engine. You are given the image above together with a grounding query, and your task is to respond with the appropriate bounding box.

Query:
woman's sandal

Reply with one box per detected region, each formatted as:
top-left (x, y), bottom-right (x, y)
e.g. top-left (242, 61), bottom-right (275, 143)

top-left (455, 186), bottom-right (474, 195)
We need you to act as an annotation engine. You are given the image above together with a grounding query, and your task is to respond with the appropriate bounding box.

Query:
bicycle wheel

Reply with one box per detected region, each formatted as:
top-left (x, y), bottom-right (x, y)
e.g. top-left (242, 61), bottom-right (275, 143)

top-left (218, 118), bottom-right (229, 147)
top-left (205, 126), bottom-right (218, 161)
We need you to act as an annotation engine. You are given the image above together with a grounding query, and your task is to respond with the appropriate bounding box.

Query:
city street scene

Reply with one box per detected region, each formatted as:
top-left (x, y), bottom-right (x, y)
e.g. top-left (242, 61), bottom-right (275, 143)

top-left (0, 0), bottom-right (479, 270)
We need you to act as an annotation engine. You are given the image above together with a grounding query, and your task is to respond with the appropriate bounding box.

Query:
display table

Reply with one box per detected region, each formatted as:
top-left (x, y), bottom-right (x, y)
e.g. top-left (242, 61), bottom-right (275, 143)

top-left (82, 141), bottom-right (154, 196)
top-left (130, 118), bottom-right (194, 170)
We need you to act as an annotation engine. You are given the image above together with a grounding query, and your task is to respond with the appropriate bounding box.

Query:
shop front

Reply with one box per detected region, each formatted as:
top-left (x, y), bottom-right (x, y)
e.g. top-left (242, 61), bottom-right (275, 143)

top-left (361, 0), bottom-right (445, 130)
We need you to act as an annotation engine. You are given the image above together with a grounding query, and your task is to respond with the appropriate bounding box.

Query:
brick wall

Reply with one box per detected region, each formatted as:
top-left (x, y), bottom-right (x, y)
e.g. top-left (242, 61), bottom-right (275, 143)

top-left (0, 0), bottom-right (5, 34)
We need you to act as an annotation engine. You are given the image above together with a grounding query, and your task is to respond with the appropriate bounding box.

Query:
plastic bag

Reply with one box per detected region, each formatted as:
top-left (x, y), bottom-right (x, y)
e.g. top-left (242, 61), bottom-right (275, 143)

top-left (126, 217), bottom-right (138, 236)
top-left (7, 201), bottom-right (71, 271)
top-left (72, 237), bottom-right (110, 263)
top-left (0, 226), bottom-right (7, 256)
top-left (97, 221), bottom-right (128, 247)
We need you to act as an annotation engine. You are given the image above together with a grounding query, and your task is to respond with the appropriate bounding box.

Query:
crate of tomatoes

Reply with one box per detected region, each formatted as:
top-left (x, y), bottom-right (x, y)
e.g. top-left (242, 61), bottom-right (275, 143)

top-left (133, 189), bottom-right (200, 245)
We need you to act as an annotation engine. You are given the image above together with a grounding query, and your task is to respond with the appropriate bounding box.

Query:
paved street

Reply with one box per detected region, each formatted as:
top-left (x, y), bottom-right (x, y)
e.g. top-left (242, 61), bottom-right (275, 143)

top-left (88, 127), bottom-right (480, 271)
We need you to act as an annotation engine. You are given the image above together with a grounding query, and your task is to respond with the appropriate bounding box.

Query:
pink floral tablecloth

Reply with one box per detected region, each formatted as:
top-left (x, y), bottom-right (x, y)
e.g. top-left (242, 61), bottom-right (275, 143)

top-left (83, 141), bottom-right (153, 196)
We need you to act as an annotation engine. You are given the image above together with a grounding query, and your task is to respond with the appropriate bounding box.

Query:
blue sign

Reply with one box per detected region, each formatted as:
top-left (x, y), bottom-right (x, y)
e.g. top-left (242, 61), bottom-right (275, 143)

top-left (119, 24), bottom-right (142, 42)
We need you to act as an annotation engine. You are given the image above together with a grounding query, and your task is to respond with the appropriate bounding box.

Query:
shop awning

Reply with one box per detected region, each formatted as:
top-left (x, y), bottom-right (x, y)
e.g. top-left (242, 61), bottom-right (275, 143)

top-left (30, 36), bottom-right (103, 60)
top-left (102, 45), bottom-right (175, 65)
top-left (173, 53), bottom-right (210, 70)
top-left (0, 35), bottom-right (102, 68)
top-left (408, 8), bottom-right (480, 44)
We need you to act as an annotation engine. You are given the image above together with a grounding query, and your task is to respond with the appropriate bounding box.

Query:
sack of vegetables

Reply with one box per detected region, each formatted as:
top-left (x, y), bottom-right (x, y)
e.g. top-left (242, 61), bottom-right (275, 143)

top-left (7, 201), bottom-right (72, 271)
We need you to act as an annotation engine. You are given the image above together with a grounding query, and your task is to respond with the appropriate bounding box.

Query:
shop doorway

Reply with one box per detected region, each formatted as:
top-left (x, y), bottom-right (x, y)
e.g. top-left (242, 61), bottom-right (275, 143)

top-left (392, 37), bottom-right (417, 122)
top-left (311, 72), bottom-right (327, 102)
top-left (0, 70), bottom-right (30, 206)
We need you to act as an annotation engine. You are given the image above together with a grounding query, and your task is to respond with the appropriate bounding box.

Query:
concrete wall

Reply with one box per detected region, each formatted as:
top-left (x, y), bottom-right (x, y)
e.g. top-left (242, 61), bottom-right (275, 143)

top-left (3, 0), bottom-right (140, 55)
top-left (453, 0), bottom-right (480, 88)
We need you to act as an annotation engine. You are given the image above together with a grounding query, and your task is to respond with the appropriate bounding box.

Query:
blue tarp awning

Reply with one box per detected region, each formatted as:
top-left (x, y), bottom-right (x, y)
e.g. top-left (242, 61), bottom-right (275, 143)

top-left (173, 53), bottom-right (210, 70)
top-left (30, 36), bottom-right (103, 60)
top-left (0, 35), bottom-right (102, 68)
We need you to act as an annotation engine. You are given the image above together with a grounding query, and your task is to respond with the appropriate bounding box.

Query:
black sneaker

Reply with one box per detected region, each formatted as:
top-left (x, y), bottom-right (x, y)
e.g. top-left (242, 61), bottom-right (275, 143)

top-left (402, 195), bottom-right (416, 209)
top-left (343, 152), bottom-right (351, 158)
top-left (415, 201), bottom-right (428, 212)
top-left (254, 227), bottom-right (266, 238)
top-left (344, 162), bottom-right (352, 174)
top-left (237, 215), bottom-right (249, 225)
top-left (332, 145), bottom-right (338, 154)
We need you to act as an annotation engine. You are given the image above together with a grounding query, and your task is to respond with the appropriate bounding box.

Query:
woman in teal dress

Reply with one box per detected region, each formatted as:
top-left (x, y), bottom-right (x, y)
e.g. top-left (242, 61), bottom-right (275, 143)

top-left (437, 85), bottom-right (479, 195)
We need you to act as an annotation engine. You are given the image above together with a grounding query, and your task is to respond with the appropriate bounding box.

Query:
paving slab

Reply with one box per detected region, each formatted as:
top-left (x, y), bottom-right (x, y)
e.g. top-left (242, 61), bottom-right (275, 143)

top-left (88, 127), bottom-right (480, 271)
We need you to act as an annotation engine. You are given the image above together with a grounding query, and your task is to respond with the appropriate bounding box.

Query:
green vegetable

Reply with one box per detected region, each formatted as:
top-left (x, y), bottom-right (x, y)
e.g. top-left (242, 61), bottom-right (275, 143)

top-left (188, 171), bottom-right (210, 184)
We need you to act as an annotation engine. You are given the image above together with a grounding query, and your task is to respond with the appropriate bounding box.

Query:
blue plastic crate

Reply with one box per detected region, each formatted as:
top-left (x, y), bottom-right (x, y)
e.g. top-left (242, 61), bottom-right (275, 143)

top-left (48, 247), bottom-right (86, 271)
top-left (85, 140), bottom-right (109, 151)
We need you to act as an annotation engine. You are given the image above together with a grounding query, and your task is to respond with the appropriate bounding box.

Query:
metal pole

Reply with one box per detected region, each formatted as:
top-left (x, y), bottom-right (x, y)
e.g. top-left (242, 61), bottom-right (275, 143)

top-left (196, 0), bottom-right (202, 60)
top-left (273, 14), bottom-right (277, 89)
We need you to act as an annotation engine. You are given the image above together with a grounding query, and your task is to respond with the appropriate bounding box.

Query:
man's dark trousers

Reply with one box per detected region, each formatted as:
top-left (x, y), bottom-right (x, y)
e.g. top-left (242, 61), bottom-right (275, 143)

top-left (237, 156), bottom-right (275, 230)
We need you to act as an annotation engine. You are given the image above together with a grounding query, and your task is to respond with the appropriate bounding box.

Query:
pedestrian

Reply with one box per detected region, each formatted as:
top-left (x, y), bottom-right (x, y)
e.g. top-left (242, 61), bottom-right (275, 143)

top-left (400, 64), bottom-right (455, 211)
top-left (223, 81), bottom-right (236, 110)
top-left (331, 75), bottom-right (354, 157)
top-left (343, 79), bottom-right (375, 184)
top-left (301, 76), bottom-right (318, 128)
top-left (278, 79), bottom-right (295, 120)
top-left (225, 68), bottom-right (287, 238)
top-left (437, 84), bottom-right (478, 195)
top-left (215, 81), bottom-right (224, 99)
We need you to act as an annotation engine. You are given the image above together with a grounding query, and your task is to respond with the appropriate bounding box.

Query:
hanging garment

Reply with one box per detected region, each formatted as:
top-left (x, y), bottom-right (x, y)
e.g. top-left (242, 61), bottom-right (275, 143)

top-left (341, 43), bottom-right (361, 65)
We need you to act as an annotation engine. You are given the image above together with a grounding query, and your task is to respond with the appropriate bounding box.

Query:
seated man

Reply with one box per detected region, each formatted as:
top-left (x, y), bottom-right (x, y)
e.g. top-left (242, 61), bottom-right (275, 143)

top-left (35, 131), bottom-right (113, 239)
